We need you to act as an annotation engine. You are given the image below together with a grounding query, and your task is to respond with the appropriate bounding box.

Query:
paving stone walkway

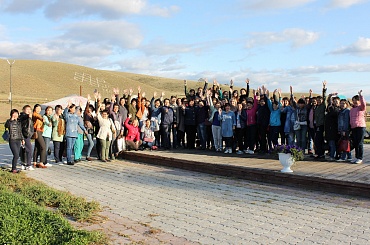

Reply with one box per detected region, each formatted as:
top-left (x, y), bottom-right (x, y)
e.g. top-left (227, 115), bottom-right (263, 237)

top-left (1, 144), bottom-right (370, 244)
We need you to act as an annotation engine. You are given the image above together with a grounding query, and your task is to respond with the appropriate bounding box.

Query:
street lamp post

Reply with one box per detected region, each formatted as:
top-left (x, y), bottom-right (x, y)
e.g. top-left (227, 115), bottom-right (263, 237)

top-left (7, 59), bottom-right (15, 110)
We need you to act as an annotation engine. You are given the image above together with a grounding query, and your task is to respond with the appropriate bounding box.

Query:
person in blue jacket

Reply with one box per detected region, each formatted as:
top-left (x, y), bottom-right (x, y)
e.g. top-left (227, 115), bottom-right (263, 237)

top-left (64, 102), bottom-right (87, 165)
top-left (219, 103), bottom-right (236, 154)
top-left (267, 89), bottom-right (282, 149)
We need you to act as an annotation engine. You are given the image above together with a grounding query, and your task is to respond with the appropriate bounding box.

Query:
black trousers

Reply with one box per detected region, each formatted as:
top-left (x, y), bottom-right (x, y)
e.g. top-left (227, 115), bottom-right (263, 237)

top-left (33, 131), bottom-right (46, 164)
top-left (9, 139), bottom-right (21, 171)
top-left (185, 125), bottom-right (196, 149)
top-left (314, 125), bottom-right (325, 156)
top-left (53, 140), bottom-right (65, 163)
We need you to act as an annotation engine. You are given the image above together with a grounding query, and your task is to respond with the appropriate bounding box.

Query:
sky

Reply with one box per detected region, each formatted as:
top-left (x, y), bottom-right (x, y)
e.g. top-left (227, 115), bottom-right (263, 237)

top-left (0, 0), bottom-right (370, 100)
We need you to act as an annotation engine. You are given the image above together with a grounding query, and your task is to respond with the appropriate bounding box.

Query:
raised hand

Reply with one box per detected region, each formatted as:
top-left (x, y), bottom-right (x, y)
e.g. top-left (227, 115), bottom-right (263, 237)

top-left (153, 91), bottom-right (157, 98)
top-left (273, 89), bottom-right (277, 94)
top-left (184, 80), bottom-right (187, 86)
top-left (359, 90), bottom-right (363, 96)
top-left (278, 89), bottom-right (282, 98)
top-left (213, 79), bottom-right (217, 85)
top-left (128, 113), bottom-right (132, 119)
top-left (129, 88), bottom-right (133, 95)
top-left (142, 92), bottom-right (146, 98)
top-left (323, 80), bottom-right (327, 88)
top-left (123, 89), bottom-right (128, 95)
top-left (309, 89), bottom-right (313, 94)
top-left (230, 79), bottom-right (234, 86)
top-left (290, 86), bottom-right (293, 94)
top-left (111, 94), bottom-right (116, 102)
top-left (161, 91), bottom-right (165, 97)
top-left (246, 78), bottom-right (250, 84)
top-left (138, 86), bottom-right (141, 93)
top-left (87, 94), bottom-right (91, 101)
top-left (205, 78), bottom-right (208, 83)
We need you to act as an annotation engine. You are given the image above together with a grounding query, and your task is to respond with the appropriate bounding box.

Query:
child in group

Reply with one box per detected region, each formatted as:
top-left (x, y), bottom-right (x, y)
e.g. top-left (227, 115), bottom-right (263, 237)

top-left (219, 103), bottom-right (236, 154)
top-left (141, 118), bottom-right (156, 150)
top-left (337, 99), bottom-right (352, 162)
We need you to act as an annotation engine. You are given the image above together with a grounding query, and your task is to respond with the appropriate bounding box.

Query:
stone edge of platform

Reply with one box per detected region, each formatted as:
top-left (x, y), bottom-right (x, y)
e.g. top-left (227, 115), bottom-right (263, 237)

top-left (121, 151), bottom-right (370, 199)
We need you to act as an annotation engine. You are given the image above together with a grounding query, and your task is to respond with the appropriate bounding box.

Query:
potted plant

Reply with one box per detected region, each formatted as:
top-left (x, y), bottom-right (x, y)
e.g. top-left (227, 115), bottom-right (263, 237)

top-left (273, 145), bottom-right (304, 173)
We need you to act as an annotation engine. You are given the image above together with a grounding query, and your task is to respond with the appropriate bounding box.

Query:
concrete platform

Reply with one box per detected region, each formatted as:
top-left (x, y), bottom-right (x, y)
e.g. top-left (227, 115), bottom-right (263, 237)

top-left (121, 146), bottom-right (370, 198)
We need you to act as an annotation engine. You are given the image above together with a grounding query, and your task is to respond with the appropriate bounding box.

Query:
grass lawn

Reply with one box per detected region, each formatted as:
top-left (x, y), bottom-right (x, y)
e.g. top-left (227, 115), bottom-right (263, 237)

top-left (0, 170), bottom-right (107, 245)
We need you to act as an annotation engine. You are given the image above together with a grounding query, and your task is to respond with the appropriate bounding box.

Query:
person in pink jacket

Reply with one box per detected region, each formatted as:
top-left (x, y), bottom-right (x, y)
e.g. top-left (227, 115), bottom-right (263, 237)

top-left (350, 90), bottom-right (366, 164)
top-left (124, 114), bottom-right (142, 151)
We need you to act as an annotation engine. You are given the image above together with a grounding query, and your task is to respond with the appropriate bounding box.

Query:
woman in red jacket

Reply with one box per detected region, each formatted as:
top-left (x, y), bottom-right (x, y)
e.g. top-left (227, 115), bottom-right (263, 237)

top-left (124, 114), bottom-right (142, 151)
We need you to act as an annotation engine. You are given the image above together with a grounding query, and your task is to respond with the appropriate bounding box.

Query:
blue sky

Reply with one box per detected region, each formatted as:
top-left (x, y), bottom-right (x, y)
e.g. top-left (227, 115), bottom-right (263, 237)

top-left (0, 0), bottom-right (369, 100)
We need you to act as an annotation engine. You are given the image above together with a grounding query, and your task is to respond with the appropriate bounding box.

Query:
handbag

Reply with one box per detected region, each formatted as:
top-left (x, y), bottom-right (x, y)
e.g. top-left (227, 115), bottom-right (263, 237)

top-left (338, 137), bottom-right (350, 153)
top-left (31, 131), bottom-right (38, 140)
top-left (2, 130), bottom-right (9, 141)
top-left (20, 145), bottom-right (27, 163)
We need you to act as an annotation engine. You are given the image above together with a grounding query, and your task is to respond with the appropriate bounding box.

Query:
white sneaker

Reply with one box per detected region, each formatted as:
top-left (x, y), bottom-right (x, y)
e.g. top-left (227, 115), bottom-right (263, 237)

top-left (355, 159), bottom-right (363, 164)
top-left (224, 149), bottom-right (229, 154)
top-left (26, 166), bottom-right (35, 171)
top-left (236, 150), bottom-right (244, 155)
top-left (351, 158), bottom-right (357, 163)
top-left (21, 165), bottom-right (26, 170)
top-left (243, 150), bottom-right (249, 154)
top-left (45, 163), bottom-right (53, 167)
top-left (248, 150), bottom-right (254, 154)
top-left (336, 159), bottom-right (346, 162)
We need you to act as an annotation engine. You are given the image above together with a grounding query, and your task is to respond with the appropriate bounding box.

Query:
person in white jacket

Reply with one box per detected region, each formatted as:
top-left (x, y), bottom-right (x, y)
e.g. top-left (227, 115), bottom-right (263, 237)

top-left (96, 105), bottom-right (116, 162)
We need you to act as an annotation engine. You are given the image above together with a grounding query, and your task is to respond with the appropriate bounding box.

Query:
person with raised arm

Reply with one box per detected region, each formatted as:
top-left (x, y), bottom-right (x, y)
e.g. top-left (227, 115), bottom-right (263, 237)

top-left (84, 94), bottom-right (96, 162)
top-left (350, 90), bottom-right (367, 164)
top-left (63, 101), bottom-right (87, 165)
top-left (267, 89), bottom-right (282, 149)
top-left (281, 86), bottom-right (296, 146)
top-left (96, 103), bottom-right (116, 162)
top-left (313, 81), bottom-right (327, 159)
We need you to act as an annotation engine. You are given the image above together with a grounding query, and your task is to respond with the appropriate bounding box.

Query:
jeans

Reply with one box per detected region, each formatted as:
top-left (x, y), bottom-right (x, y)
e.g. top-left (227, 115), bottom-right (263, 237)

top-left (24, 138), bottom-right (33, 166)
top-left (212, 125), bottom-right (222, 150)
top-left (86, 133), bottom-right (94, 158)
top-left (340, 152), bottom-right (352, 160)
top-left (285, 132), bottom-right (295, 146)
top-left (53, 141), bottom-right (64, 163)
top-left (161, 124), bottom-right (171, 149)
top-left (66, 137), bottom-right (77, 163)
top-left (142, 141), bottom-right (154, 149)
top-left (352, 127), bottom-right (365, 160)
top-left (197, 123), bottom-right (207, 149)
top-left (9, 139), bottom-right (21, 171)
top-left (33, 131), bottom-right (46, 164)
top-left (328, 140), bottom-right (336, 158)
top-left (74, 133), bottom-right (84, 160)
top-left (43, 136), bottom-right (51, 158)
top-left (295, 125), bottom-right (308, 151)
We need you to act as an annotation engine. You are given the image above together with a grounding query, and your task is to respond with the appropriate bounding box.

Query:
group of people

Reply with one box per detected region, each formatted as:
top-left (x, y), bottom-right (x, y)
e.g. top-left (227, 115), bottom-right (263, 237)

top-left (4, 79), bottom-right (367, 173)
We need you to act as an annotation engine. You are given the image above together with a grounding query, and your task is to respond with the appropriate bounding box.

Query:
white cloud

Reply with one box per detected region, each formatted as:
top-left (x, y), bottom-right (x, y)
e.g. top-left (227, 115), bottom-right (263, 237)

top-left (246, 28), bottom-right (320, 49)
top-left (60, 20), bottom-right (143, 49)
top-left (242, 0), bottom-right (315, 10)
top-left (327, 0), bottom-right (368, 8)
top-left (330, 37), bottom-right (370, 56)
top-left (0, 0), bottom-right (178, 19)
top-left (289, 63), bottom-right (370, 74)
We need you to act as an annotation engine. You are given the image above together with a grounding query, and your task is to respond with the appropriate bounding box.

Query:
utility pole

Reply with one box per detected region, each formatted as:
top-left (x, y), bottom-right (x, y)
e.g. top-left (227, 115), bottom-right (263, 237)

top-left (6, 59), bottom-right (15, 110)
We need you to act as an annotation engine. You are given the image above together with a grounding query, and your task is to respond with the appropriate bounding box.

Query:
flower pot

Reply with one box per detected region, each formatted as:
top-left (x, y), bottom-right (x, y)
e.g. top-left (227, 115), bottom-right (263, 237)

top-left (278, 153), bottom-right (294, 173)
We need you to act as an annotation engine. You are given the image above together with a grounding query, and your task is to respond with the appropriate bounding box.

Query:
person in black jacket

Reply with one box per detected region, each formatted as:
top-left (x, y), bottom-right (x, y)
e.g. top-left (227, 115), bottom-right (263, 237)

top-left (182, 99), bottom-right (197, 149)
top-left (19, 105), bottom-right (34, 170)
top-left (257, 86), bottom-right (271, 154)
top-left (5, 109), bottom-right (24, 173)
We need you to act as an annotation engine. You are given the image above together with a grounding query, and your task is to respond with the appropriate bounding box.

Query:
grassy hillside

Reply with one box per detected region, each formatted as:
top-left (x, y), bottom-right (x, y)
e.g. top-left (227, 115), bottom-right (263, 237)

top-left (0, 59), bottom-right (208, 121)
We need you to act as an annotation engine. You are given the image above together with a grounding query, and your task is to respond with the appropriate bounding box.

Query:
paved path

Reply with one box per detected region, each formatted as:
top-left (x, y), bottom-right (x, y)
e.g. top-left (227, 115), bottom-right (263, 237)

top-left (1, 144), bottom-right (370, 244)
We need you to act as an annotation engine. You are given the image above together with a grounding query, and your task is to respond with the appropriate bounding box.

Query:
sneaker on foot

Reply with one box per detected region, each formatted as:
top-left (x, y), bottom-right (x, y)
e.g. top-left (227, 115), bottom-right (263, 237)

top-left (236, 150), bottom-right (244, 155)
top-left (350, 158), bottom-right (357, 163)
top-left (243, 150), bottom-right (249, 154)
top-left (45, 163), bottom-right (53, 167)
top-left (248, 150), bottom-right (254, 154)
top-left (354, 159), bottom-right (363, 164)
top-left (21, 165), bottom-right (26, 170)
top-left (26, 166), bottom-right (35, 171)
top-left (86, 157), bottom-right (92, 162)
top-left (336, 159), bottom-right (346, 162)
top-left (67, 162), bottom-right (74, 165)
